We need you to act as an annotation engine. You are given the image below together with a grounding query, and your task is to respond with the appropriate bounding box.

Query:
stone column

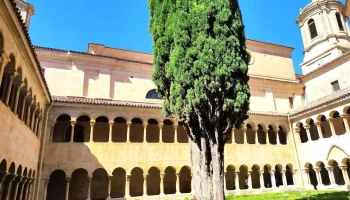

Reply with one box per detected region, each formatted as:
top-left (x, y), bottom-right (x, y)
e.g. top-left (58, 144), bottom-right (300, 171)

top-left (243, 127), bottom-right (247, 144)
top-left (293, 128), bottom-right (301, 143)
top-left (20, 94), bottom-right (28, 121)
top-left (89, 120), bottom-right (95, 143)
top-left (30, 110), bottom-right (36, 131)
top-left (37, 117), bottom-right (44, 140)
top-left (107, 175), bottom-right (112, 199)
top-left (34, 117), bottom-right (40, 136)
top-left (49, 122), bottom-right (55, 142)
top-left (0, 172), bottom-right (8, 197)
top-left (0, 74), bottom-right (9, 100)
top-left (17, 177), bottom-right (28, 200)
top-left (302, 169), bottom-right (311, 186)
top-left (143, 173), bottom-right (148, 197)
top-left (304, 125), bottom-right (312, 142)
top-left (43, 179), bottom-right (49, 200)
top-left (292, 169), bottom-right (297, 186)
top-left (87, 176), bottom-right (92, 200)
top-left (23, 178), bottom-right (31, 200)
top-left (13, 83), bottom-right (24, 114)
top-left (326, 167), bottom-right (336, 185)
top-left (314, 168), bottom-right (323, 187)
top-left (265, 129), bottom-right (270, 144)
top-left (269, 170), bottom-right (276, 188)
top-left (70, 120), bottom-right (76, 143)
top-left (314, 122), bottom-right (323, 139)
top-left (125, 175), bottom-right (131, 198)
top-left (160, 173), bottom-right (165, 195)
top-left (158, 123), bottom-right (164, 143)
top-left (3, 175), bottom-right (15, 200)
top-left (327, 118), bottom-right (336, 136)
top-left (4, 74), bottom-right (16, 106)
top-left (281, 170), bottom-right (287, 186)
top-left (340, 114), bottom-right (350, 133)
top-left (65, 177), bottom-right (71, 200)
top-left (0, 54), bottom-right (10, 88)
top-left (339, 166), bottom-right (350, 185)
top-left (26, 105), bottom-right (32, 127)
top-left (173, 124), bottom-right (178, 143)
top-left (276, 128), bottom-right (280, 145)
top-left (27, 178), bottom-right (35, 200)
top-left (235, 171), bottom-right (240, 190)
top-left (108, 121), bottom-right (114, 143)
top-left (255, 127), bottom-right (259, 144)
top-left (126, 122), bottom-right (132, 143)
top-left (176, 173), bottom-right (180, 194)
top-left (259, 170), bottom-right (265, 189)
top-left (247, 171), bottom-right (252, 189)
top-left (142, 122), bottom-right (148, 143)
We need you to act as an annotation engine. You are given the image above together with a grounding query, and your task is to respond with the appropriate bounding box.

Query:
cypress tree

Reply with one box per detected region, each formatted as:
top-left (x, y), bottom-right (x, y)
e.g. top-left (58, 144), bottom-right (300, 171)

top-left (149, 0), bottom-right (250, 199)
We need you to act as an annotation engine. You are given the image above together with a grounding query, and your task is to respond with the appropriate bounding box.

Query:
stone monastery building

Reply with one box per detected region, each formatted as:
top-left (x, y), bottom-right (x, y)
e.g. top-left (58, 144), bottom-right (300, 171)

top-left (1, 0), bottom-right (350, 199)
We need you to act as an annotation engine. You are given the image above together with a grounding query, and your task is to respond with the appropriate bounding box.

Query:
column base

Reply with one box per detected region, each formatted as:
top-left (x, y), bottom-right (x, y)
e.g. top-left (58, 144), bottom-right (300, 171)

top-left (105, 197), bottom-right (111, 200)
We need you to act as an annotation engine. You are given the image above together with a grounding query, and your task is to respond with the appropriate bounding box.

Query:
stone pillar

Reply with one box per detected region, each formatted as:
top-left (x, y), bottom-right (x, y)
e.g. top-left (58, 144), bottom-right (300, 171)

top-left (30, 110), bottom-right (36, 131)
top-left (0, 54), bottom-right (10, 88)
top-left (276, 128), bottom-right (280, 145)
top-left (65, 177), bottom-right (71, 200)
top-left (34, 117), bottom-right (40, 136)
top-left (43, 179), bottom-right (49, 200)
top-left (314, 168), bottom-right (323, 187)
top-left (4, 74), bottom-right (15, 106)
top-left (339, 166), bottom-right (350, 185)
top-left (243, 127), bottom-right (247, 144)
top-left (281, 170), bottom-right (287, 186)
top-left (327, 118), bottom-right (336, 136)
top-left (70, 120), bottom-right (76, 143)
top-left (340, 114), bottom-right (350, 133)
top-left (107, 175), bottom-right (112, 199)
top-left (87, 176), bottom-right (92, 200)
top-left (0, 74), bottom-right (9, 100)
top-left (3, 175), bottom-right (15, 200)
top-left (247, 171), bottom-right (252, 189)
top-left (176, 173), bottom-right (180, 194)
top-left (20, 94), bottom-right (28, 121)
top-left (23, 178), bottom-right (31, 200)
top-left (0, 172), bottom-right (8, 197)
top-left (27, 178), bottom-right (35, 200)
top-left (158, 123), bottom-right (164, 143)
top-left (26, 105), bottom-right (32, 127)
top-left (160, 173), bottom-right (165, 195)
top-left (314, 122), bottom-right (323, 139)
top-left (143, 173), bottom-right (148, 197)
top-left (126, 122), bottom-right (132, 143)
top-left (108, 121), bottom-right (114, 143)
top-left (13, 83), bottom-right (24, 114)
top-left (326, 167), bottom-right (335, 185)
top-left (125, 175), bottom-right (131, 198)
top-left (143, 122), bottom-right (148, 143)
top-left (269, 170), bottom-right (276, 188)
top-left (302, 169), bottom-right (311, 186)
top-left (235, 171), bottom-right (240, 190)
top-left (292, 169), bottom-right (297, 186)
top-left (259, 170), bottom-right (265, 189)
top-left (89, 120), bottom-right (95, 143)
top-left (265, 129), bottom-right (270, 144)
top-left (173, 124), bottom-right (178, 143)
top-left (293, 128), bottom-right (301, 143)
top-left (304, 125), bottom-right (312, 142)
top-left (255, 126), bottom-right (259, 144)
top-left (17, 177), bottom-right (28, 200)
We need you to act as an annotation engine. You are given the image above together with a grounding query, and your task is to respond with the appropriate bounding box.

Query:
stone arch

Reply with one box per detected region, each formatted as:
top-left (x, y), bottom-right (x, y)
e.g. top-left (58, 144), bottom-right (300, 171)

top-left (130, 118), bottom-right (143, 143)
top-left (8, 67), bottom-right (22, 113)
top-left (286, 164), bottom-right (294, 185)
top-left (277, 125), bottom-right (287, 144)
top-left (147, 118), bottom-right (159, 143)
top-left (8, 162), bottom-right (15, 174)
top-left (251, 164), bottom-right (260, 189)
top-left (179, 166), bottom-right (191, 193)
top-left (331, 111), bottom-right (346, 136)
top-left (17, 78), bottom-right (28, 120)
top-left (0, 159), bottom-right (6, 173)
top-left (130, 167), bottom-right (144, 197)
top-left (308, 18), bottom-right (318, 39)
top-left (263, 164), bottom-right (272, 188)
top-left (74, 115), bottom-right (90, 142)
top-left (327, 145), bottom-right (348, 161)
top-left (315, 161), bottom-right (330, 186)
top-left (308, 119), bottom-right (319, 140)
top-left (268, 125), bottom-right (277, 145)
top-left (147, 167), bottom-right (160, 195)
top-left (318, 114), bottom-right (332, 138)
top-left (69, 168), bottom-right (88, 200)
top-left (299, 123), bottom-right (308, 143)
top-left (246, 123), bottom-right (255, 144)
top-left (307, 163), bottom-right (318, 188)
top-left (94, 116), bottom-right (109, 142)
top-left (111, 167), bottom-right (126, 198)
top-left (91, 168), bottom-right (108, 199)
top-left (53, 114), bottom-right (71, 142)
top-left (225, 165), bottom-right (236, 191)
top-left (164, 166), bottom-right (176, 194)
top-left (163, 119), bottom-right (174, 143)
top-left (16, 165), bottom-right (22, 176)
top-left (239, 165), bottom-right (248, 189)
top-left (177, 123), bottom-right (188, 143)
top-left (0, 53), bottom-right (16, 104)
top-left (329, 160), bottom-right (345, 185)
top-left (112, 117), bottom-right (127, 142)
top-left (275, 164), bottom-right (283, 187)
top-left (257, 124), bottom-right (266, 144)
top-left (47, 170), bottom-right (67, 200)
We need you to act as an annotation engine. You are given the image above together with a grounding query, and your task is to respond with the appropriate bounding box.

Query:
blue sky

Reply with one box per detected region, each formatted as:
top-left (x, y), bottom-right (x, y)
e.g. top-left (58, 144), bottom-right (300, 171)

top-left (28, 0), bottom-right (346, 74)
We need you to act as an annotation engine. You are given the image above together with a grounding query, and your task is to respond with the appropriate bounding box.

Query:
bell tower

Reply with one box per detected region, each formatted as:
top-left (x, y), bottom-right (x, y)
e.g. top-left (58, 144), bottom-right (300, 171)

top-left (14, 0), bottom-right (35, 29)
top-left (296, 0), bottom-right (350, 74)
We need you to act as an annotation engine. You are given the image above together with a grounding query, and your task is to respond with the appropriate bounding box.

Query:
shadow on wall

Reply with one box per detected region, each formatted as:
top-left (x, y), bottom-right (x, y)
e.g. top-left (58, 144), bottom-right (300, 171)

top-left (45, 114), bottom-right (191, 200)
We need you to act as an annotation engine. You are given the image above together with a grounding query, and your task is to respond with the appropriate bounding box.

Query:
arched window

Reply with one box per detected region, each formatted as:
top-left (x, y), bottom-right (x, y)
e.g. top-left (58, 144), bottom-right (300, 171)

top-left (336, 13), bottom-right (344, 31)
top-left (308, 19), bottom-right (318, 39)
top-left (146, 89), bottom-right (161, 100)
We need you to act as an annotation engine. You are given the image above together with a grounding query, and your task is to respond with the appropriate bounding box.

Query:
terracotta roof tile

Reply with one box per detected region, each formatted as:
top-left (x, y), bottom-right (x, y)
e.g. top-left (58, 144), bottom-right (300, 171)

top-left (289, 87), bottom-right (350, 116)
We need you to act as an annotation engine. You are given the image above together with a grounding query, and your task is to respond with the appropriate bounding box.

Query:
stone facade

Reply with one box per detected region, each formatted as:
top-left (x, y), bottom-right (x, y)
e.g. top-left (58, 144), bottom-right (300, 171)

top-left (0, 0), bottom-right (350, 200)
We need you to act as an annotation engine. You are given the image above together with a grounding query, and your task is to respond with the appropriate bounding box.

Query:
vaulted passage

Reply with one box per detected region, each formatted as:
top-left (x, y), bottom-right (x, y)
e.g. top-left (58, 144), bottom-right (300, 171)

top-left (163, 167), bottom-right (176, 194)
top-left (69, 169), bottom-right (88, 200)
top-left (111, 168), bottom-right (126, 198)
top-left (47, 170), bottom-right (66, 200)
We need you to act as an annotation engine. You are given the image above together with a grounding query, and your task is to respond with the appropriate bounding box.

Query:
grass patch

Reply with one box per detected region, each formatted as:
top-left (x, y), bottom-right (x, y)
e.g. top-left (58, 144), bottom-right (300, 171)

top-left (226, 190), bottom-right (350, 200)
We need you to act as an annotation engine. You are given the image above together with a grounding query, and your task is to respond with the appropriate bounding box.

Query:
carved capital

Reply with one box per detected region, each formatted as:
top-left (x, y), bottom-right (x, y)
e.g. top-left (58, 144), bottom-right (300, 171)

top-left (304, 125), bottom-right (311, 130)
top-left (125, 174), bottom-right (131, 181)
top-left (143, 173), bottom-right (148, 179)
top-left (66, 177), bottom-right (71, 182)
top-left (108, 120), bottom-right (114, 126)
top-left (126, 121), bottom-right (132, 127)
top-left (340, 114), bottom-right (348, 119)
top-left (158, 123), bottom-right (164, 129)
top-left (142, 122), bottom-right (148, 128)
top-left (90, 120), bottom-right (96, 126)
top-left (172, 124), bottom-right (178, 130)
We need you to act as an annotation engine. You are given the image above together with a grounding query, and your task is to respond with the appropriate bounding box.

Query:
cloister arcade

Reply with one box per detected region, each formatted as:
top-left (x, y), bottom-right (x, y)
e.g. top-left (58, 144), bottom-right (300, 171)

top-left (303, 158), bottom-right (350, 189)
top-left (293, 106), bottom-right (350, 143)
top-left (0, 32), bottom-right (44, 137)
top-left (44, 163), bottom-right (296, 200)
top-left (49, 114), bottom-right (290, 145)
top-left (0, 159), bottom-right (36, 200)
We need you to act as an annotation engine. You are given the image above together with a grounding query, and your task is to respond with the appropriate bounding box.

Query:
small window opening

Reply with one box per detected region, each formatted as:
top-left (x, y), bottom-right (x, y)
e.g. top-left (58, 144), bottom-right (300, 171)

top-left (308, 19), bottom-right (318, 39)
top-left (289, 97), bottom-right (294, 109)
top-left (336, 13), bottom-right (345, 31)
top-left (331, 80), bottom-right (340, 92)
top-left (146, 89), bottom-right (161, 100)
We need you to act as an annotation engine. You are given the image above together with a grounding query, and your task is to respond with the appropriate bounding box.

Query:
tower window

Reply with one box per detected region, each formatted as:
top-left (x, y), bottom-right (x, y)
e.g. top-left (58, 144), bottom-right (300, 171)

top-left (308, 19), bottom-right (318, 39)
top-left (331, 80), bottom-right (340, 92)
top-left (336, 13), bottom-right (344, 31)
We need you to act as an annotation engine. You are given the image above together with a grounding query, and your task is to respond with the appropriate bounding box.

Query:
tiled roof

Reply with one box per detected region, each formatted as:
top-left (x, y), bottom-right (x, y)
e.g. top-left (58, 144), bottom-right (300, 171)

top-left (7, 0), bottom-right (52, 102)
top-left (289, 87), bottom-right (350, 116)
top-left (52, 96), bottom-right (288, 117)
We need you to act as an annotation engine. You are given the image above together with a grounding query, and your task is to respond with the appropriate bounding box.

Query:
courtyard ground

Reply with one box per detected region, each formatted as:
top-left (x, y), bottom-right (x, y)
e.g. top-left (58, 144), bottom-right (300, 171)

top-left (225, 190), bottom-right (350, 200)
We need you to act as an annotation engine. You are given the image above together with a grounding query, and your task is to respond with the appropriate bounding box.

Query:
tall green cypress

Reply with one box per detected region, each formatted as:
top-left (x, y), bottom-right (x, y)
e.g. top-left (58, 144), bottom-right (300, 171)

top-left (149, 0), bottom-right (250, 199)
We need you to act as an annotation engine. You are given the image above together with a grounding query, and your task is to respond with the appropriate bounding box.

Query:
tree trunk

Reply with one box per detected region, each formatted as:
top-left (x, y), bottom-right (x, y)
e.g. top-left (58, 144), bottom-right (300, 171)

top-left (190, 136), bottom-right (225, 200)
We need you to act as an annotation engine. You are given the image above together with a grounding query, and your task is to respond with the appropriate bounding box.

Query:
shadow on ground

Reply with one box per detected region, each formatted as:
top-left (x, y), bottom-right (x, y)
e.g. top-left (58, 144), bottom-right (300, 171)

top-left (296, 191), bottom-right (349, 200)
